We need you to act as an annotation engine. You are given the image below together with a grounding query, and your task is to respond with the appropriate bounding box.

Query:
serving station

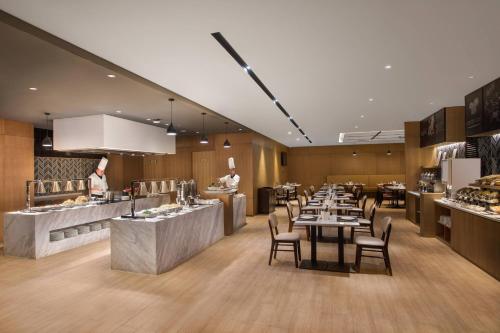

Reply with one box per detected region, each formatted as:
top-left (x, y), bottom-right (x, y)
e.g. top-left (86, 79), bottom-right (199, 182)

top-left (3, 195), bottom-right (170, 259)
top-left (111, 202), bottom-right (224, 275)
top-left (203, 188), bottom-right (246, 235)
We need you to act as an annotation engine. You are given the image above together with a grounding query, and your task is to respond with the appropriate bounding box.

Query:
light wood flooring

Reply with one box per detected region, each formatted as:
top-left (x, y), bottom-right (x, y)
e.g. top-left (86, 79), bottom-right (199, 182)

top-left (0, 203), bottom-right (499, 332)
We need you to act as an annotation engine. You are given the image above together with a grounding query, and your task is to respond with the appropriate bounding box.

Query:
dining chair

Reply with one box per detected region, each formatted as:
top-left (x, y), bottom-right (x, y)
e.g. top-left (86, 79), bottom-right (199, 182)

top-left (286, 201), bottom-right (297, 232)
top-left (309, 185), bottom-right (315, 196)
top-left (294, 195), bottom-right (311, 241)
top-left (268, 213), bottom-right (301, 267)
top-left (355, 216), bottom-right (393, 275)
top-left (275, 187), bottom-right (288, 206)
top-left (303, 189), bottom-right (310, 204)
top-left (349, 195), bottom-right (368, 218)
top-left (350, 201), bottom-right (376, 242)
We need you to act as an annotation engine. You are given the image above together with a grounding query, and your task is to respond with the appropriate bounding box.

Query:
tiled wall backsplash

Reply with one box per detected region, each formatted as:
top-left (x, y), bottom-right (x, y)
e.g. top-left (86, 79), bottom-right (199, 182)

top-left (35, 157), bottom-right (100, 180)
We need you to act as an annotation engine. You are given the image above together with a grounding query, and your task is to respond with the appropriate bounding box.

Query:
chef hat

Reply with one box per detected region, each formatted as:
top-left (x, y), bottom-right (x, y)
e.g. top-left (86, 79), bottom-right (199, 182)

top-left (228, 157), bottom-right (235, 169)
top-left (98, 157), bottom-right (108, 171)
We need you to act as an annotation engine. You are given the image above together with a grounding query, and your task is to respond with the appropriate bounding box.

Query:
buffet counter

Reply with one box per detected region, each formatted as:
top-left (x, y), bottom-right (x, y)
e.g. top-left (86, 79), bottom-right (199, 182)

top-left (203, 190), bottom-right (246, 235)
top-left (434, 198), bottom-right (500, 280)
top-left (3, 195), bottom-right (170, 259)
top-left (110, 202), bottom-right (224, 275)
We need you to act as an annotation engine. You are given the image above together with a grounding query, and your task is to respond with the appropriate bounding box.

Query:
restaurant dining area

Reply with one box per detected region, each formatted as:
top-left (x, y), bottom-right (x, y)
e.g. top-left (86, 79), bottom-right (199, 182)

top-left (0, 1), bottom-right (499, 332)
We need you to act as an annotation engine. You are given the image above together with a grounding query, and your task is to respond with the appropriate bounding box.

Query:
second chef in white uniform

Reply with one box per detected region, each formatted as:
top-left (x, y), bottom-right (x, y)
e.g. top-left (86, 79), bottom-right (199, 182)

top-left (219, 157), bottom-right (240, 189)
top-left (89, 157), bottom-right (109, 197)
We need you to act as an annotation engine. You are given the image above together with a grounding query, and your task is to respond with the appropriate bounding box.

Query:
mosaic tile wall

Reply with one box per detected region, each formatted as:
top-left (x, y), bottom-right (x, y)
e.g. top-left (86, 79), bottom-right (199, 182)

top-left (35, 157), bottom-right (100, 180)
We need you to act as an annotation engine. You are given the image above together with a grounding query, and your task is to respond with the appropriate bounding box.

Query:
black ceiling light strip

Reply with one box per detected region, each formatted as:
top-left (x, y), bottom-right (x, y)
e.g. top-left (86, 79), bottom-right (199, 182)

top-left (211, 32), bottom-right (312, 144)
top-left (370, 131), bottom-right (382, 140)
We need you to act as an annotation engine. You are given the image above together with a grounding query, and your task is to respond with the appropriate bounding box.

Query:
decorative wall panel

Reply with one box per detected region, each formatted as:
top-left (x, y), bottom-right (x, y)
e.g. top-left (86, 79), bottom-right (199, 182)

top-left (477, 135), bottom-right (500, 176)
top-left (35, 157), bottom-right (100, 180)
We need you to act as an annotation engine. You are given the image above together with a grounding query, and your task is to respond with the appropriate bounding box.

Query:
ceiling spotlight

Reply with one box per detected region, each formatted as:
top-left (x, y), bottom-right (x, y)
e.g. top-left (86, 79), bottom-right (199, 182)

top-left (115, 110), bottom-right (122, 113)
top-left (289, 116), bottom-right (293, 120)
top-left (429, 102), bottom-right (434, 105)
top-left (360, 115), bottom-right (365, 118)
top-left (339, 133), bottom-right (345, 143)
top-left (287, 131), bottom-right (292, 135)
top-left (468, 75), bottom-right (474, 79)
top-left (354, 125), bottom-right (359, 129)
top-left (146, 118), bottom-right (151, 121)
top-left (296, 138), bottom-right (300, 141)
top-left (273, 99), bottom-right (279, 104)
top-left (153, 119), bottom-right (161, 124)
top-left (107, 74), bottom-right (116, 78)
top-left (238, 128), bottom-right (243, 131)
top-left (384, 65), bottom-right (392, 69)
top-left (29, 87), bottom-right (38, 91)
top-left (368, 98), bottom-right (374, 102)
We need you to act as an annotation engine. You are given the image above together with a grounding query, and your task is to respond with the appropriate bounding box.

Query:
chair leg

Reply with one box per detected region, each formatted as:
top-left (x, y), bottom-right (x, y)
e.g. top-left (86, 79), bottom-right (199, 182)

top-left (355, 245), bottom-right (362, 272)
top-left (383, 248), bottom-right (392, 276)
top-left (293, 243), bottom-right (298, 268)
top-left (268, 241), bottom-right (274, 265)
top-left (273, 242), bottom-right (278, 259)
top-left (297, 241), bottom-right (302, 261)
top-left (306, 226), bottom-right (310, 241)
top-left (350, 227), bottom-right (355, 244)
top-left (370, 223), bottom-right (375, 237)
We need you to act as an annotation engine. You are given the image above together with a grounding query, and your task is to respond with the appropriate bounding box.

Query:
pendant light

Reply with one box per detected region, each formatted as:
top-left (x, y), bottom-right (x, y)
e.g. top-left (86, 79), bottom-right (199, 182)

top-left (386, 145), bottom-right (392, 156)
top-left (200, 112), bottom-right (208, 144)
top-left (166, 98), bottom-right (177, 136)
top-left (223, 121), bottom-right (231, 148)
top-left (352, 151), bottom-right (357, 157)
top-left (41, 112), bottom-right (53, 149)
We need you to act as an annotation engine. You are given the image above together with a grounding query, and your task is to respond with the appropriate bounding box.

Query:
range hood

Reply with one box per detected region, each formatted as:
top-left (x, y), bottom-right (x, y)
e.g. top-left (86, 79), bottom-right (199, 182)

top-left (53, 114), bottom-right (175, 154)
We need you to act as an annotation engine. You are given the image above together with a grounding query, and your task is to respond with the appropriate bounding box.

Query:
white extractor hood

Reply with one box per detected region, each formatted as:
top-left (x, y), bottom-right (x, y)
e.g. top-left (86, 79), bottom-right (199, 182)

top-left (53, 114), bottom-right (175, 154)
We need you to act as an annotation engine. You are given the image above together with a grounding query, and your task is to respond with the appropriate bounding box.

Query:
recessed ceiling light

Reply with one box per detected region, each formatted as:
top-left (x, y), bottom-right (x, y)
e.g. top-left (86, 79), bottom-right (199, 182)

top-left (429, 102), bottom-right (434, 105)
top-left (29, 87), bottom-right (38, 91)
top-left (354, 125), bottom-right (359, 129)
top-left (146, 118), bottom-right (151, 121)
top-left (360, 115), bottom-right (365, 118)
top-left (238, 128), bottom-right (242, 131)
top-left (107, 74), bottom-right (116, 78)
top-left (115, 110), bottom-right (122, 113)
top-left (384, 65), bottom-right (392, 69)
top-left (368, 98), bottom-right (374, 102)
top-left (153, 119), bottom-right (161, 124)
top-left (468, 75), bottom-right (474, 79)
top-left (288, 131), bottom-right (292, 135)
top-left (296, 138), bottom-right (300, 141)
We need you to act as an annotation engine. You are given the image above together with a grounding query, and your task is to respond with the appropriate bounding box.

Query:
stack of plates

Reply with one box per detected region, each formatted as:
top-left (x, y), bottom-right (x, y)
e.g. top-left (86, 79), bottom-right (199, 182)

top-left (63, 228), bottom-right (78, 238)
top-left (50, 231), bottom-right (65, 242)
top-left (76, 225), bottom-right (91, 234)
top-left (90, 222), bottom-right (102, 232)
top-left (102, 221), bottom-right (111, 229)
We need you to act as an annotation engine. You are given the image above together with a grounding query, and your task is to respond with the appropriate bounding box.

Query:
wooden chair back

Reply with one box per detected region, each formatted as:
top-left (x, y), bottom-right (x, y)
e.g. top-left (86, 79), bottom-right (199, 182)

top-left (268, 213), bottom-right (279, 240)
top-left (381, 216), bottom-right (392, 248)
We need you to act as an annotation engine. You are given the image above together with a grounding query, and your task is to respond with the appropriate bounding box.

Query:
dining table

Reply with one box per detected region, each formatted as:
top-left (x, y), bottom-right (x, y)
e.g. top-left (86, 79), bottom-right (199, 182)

top-left (385, 184), bottom-right (406, 208)
top-left (295, 214), bottom-right (362, 273)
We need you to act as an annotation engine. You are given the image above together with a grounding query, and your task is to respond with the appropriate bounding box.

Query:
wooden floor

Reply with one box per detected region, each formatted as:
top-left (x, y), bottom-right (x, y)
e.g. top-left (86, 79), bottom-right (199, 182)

top-left (0, 203), bottom-right (499, 333)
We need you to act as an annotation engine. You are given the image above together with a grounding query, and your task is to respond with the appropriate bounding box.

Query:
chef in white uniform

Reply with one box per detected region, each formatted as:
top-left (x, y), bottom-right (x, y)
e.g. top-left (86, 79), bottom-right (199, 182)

top-left (89, 157), bottom-right (109, 197)
top-left (219, 157), bottom-right (240, 189)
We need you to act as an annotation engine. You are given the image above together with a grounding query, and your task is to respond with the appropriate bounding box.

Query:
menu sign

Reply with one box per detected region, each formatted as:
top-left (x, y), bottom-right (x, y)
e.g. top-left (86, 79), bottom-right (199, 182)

top-left (465, 88), bottom-right (483, 136)
top-left (420, 108), bottom-right (446, 147)
top-left (483, 78), bottom-right (500, 132)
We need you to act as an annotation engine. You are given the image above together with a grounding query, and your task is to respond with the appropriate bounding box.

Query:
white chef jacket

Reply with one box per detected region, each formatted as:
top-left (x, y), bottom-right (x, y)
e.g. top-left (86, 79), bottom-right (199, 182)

top-left (89, 172), bottom-right (108, 195)
top-left (220, 174), bottom-right (240, 189)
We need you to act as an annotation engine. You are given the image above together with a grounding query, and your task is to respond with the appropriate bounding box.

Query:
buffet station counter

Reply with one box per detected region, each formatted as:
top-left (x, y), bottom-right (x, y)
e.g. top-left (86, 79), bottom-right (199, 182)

top-left (434, 198), bottom-right (500, 280)
top-left (203, 188), bottom-right (246, 235)
top-left (110, 202), bottom-right (224, 275)
top-left (3, 195), bottom-right (170, 259)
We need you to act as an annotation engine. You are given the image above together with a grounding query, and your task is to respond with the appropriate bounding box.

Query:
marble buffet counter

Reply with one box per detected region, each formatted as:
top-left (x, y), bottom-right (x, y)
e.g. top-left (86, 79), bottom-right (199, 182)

top-left (3, 195), bottom-right (170, 259)
top-left (110, 203), bottom-right (224, 275)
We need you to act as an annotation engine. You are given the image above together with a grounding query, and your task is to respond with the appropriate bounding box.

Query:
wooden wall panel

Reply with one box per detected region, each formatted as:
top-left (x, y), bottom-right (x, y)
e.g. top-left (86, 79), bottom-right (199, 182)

top-left (0, 119), bottom-right (34, 243)
top-left (192, 151), bottom-right (216, 192)
top-left (122, 156), bottom-right (144, 187)
top-left (106, 154), bottom-right (124, 190)
top-left (288, 143), bottom-right (404, 190)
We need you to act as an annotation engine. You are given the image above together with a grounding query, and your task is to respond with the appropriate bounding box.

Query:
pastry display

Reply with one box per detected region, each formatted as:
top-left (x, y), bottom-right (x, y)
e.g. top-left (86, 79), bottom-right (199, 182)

top-left (62, 199), bottom-right (75, 206)
top-left (75, 195), bottom-right (89, 204)
top-left (455, 186), bottom-right (500, 215)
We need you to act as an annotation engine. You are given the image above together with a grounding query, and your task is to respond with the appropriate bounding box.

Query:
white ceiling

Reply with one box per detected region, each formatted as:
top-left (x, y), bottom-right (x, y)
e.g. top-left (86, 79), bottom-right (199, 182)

top-left (1, 0), bottom-right (500, 147)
